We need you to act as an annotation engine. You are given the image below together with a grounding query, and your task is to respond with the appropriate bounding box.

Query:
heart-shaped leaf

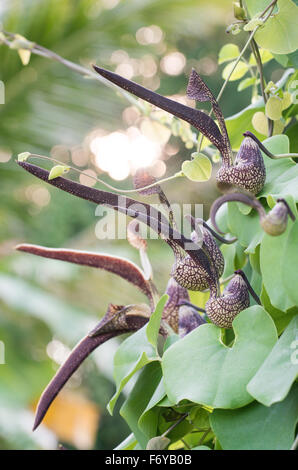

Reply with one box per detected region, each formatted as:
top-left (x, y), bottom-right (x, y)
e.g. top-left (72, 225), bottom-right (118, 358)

top-left (222, 60), bottom-right (248, 81)
top-left (247, 316), bottom-right (298, 405)
top-left (162, 306), bottom-right (277, 409)
top-left (253, 0), bottom-right (298, 54)
top-left (17, 152), bottom-right (30, 162)
top-left (210, 383), bottom-right (298, 450)
top-left (181, 153), bottom-right (212, 182)
top-left (48, 165), bottom-right (70, 180)
top-left (218, 44), bottom-right (240, 64)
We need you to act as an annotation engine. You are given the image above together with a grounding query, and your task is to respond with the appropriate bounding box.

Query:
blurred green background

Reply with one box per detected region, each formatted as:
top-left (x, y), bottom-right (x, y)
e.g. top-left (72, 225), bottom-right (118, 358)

top-left (0, 0), bottom-right (283, 450)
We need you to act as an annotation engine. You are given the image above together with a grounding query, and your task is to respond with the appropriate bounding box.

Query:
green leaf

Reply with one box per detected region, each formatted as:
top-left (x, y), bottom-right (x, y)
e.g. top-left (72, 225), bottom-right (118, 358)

top-left (181, 153), bottom-right (212, 182)
top-left (17, 152), bottom-right (30, 162)
top-left (48, 165), bottom-right (70, 180)
top-left (260, 217), bottom-right (297, 312)
top-left (247, 316), bottom-right (298, 406)
top-left (146, 294), bottom-right (168, 351)
top-left (282, 221), bottom-right (298, 305)
top-left (246, 1), bottom-right (278, 17)
top-left (210, 383), bottom-right (298, 450)
top-left (218, 44), bottom-right (240, 64)
top-left (252, 111), bottom-right (269, 136)
top-left (265, 96), bottom-right (283, 120)
top-left (162, 306), bottom-right (277, 409)
top-left (120, 362), bottom-right (163, 448)
top-left (220, 243), bottom-right (236, 278)
top-left (285, 121), bottom-right (298, 152)
top-left (114, 433), bottom-right (137, 450)
top-left (139, 378), bottom-right (167, 436)
top-left (260, 135), bottom-right (298, 202)
top-left (192, 445), bottom-right (211, 450)
top-left (222, 60), bottom-right (248, 81)
top-left (226, 98), bottom-right (265, 148)
top-left (249, 49), bottom-right (273, 65)
top-left (237, 77), bottom-right (258, 92)
top-left (18, 49), bottom-right (31, 66)
top-left (108, 296), bottom-right (166, 414)
top-left (226, 69), bottom-right (294, 148)
top-left (253, 0), bottom-right (298, 54)
top-left (227, 202), bottom-right (264, 254)
top-left (260, 285), bottom-right (297, 334)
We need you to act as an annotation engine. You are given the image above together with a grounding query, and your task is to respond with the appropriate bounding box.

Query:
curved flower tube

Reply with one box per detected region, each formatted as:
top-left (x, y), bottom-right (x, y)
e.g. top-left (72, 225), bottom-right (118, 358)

top-left (17, 161), bottom-right (217, 286)
top-left (16, 243), bottom-right (192, 430)
top-left (16, 244), bottom-right (155, 307)
top-left (93, 66), bottom-right (225, 156)
top-left (93, 66), bottom-right (267, 195)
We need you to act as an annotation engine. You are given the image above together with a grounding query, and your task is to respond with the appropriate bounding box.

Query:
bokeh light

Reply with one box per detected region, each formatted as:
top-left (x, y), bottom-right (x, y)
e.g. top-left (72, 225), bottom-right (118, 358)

top-left (160, 52), bottom-right (186, 75)
top-left (90, 128), bottom-right (162, 181)
top-left (136, 25), bottom-right (163, 45)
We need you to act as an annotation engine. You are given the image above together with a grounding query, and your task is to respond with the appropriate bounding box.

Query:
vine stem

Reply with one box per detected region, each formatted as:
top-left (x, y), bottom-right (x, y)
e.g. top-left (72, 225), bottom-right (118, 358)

top-left (198, 428), bottom-right (211, 446)
top-left (250, 38), bottom-right (273, 136)
top-left (161, 413), bottom-right (188, 438)
top-left (2, 30), bottom-right (146, 112)
top-left (21, 153), bottom-right (183, 193)
top-left (198, 0), bottom-right (278, 151)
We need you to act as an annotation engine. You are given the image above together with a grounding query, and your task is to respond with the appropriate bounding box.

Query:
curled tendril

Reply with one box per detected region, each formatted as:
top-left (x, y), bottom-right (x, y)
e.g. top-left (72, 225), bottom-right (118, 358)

top-left (210, 192), bottom-right (295, 237)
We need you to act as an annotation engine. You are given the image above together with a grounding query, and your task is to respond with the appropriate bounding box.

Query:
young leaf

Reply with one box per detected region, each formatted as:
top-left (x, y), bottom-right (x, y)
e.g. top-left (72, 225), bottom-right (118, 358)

top-left (237, 77), bottom-right (258, 92)
top-left (18, 49), bottom-right (31, 66)
top-left (181, 153), bottom-right (212, 182)
top-left (265, 96), bottom-right (283, 120)
top-left (222, 60), bottom-right (248, 81)
top-left (218, 44), bottom-right (240, 64)
top-left (252, 111), bottom-right (268, 136)
top-left (282, 91), bottom-right (292, 110)
top-left (249, 49), bottom-right (273, 65)
top-left (17, 152), bottom-right (30, 162)
top-left (48, 165), bottom-right (70, 180)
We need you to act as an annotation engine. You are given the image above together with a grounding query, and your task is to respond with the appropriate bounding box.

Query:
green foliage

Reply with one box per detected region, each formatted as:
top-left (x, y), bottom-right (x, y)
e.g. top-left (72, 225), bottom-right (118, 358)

top-left (250, 0), bottom-right (298, 54)
top-left (181, 153), bottom-right (212, 182)
top-left (247, 316), bottom-right (298, 406)
top-left (107, 296), bottom-right (167, 415)
top-left (162, 307), bottom-right (277, 408)
top-left (210, 383), bottom-right (298, 450)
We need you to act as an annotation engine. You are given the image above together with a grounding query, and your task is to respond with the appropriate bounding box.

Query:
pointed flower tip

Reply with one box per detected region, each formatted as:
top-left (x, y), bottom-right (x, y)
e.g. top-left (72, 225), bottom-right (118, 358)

top-left (14, 243), bottom-right (25, 252)
top-left (92, 64), bottom-right (106, 76)
top-left (32, 413), bottom-right (41, 431)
